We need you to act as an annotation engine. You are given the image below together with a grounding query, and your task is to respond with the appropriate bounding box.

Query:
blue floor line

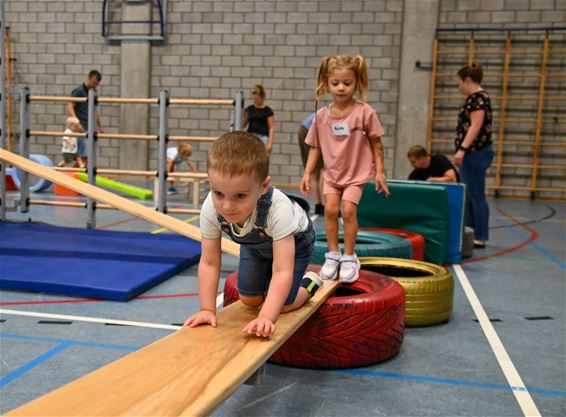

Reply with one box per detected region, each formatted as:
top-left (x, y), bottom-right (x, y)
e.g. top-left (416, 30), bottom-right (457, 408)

top-left (0, 342), bottom-right (71, 388)
top-left (0, 332), bottom-right (140, 351)
top-left (337, 369), bottom-right (566, 398)
top-left (495, 214), bottom-right (566, 270)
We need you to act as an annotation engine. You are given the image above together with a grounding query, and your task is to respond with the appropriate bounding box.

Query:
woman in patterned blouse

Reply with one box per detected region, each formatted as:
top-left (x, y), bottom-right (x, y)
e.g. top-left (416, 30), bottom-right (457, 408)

top-left (454, 62), bottom-right (494, 249)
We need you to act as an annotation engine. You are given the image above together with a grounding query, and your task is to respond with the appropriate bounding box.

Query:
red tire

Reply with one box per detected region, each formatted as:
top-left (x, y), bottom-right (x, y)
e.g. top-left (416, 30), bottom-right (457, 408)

top-left (361, 227), bottom-right (425, 261)
top-left (222, 266), bottom-right (405, 369)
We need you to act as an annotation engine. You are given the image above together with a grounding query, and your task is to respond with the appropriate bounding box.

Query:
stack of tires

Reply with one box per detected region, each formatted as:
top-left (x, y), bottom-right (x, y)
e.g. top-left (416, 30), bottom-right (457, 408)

top-left (223, 229), bottom-right (455, 369)
top-left (312, 228), bottom-right (454, 327)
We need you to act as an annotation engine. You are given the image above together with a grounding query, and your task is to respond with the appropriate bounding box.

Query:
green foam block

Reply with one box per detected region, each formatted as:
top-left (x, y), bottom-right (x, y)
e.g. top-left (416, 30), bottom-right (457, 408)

top-left (358, 180), bottom-right (450, 265)
top-left (76, 172), bottom-right (153, 200)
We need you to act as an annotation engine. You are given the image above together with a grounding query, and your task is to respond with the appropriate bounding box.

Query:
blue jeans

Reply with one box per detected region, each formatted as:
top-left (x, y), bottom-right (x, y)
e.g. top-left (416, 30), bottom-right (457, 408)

top-left (237, 225), bottom-right (315, 305)
top-left (460, 146), bottom-right (494, 241)
top-left (77, 138), bottom-right (87, 157)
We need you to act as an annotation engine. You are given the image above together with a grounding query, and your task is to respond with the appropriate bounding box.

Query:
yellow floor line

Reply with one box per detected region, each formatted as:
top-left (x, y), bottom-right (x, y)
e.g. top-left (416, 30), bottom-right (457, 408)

top-left (151, 215), bottom-right (200, 234)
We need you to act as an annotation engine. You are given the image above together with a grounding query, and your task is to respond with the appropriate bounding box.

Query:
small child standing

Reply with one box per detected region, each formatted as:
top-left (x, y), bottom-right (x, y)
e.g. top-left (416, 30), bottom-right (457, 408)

top-left (166, 143), bottom-right (197, 195)
top-left (184, 131), bottom-right (323, 338)
top-left (58, 117), bottom-right (84, 168)
top-left (300, 55), bottom-right (390, 283)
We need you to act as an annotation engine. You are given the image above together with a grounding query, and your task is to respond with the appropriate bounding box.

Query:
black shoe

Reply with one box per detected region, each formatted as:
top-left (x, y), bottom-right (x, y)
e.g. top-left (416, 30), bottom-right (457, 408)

top-left (315, 204), bottom-right (325, 216)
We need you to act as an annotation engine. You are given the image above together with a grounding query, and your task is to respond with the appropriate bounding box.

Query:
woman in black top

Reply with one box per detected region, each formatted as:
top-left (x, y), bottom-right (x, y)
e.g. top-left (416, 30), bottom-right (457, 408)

top-left (243, 84), bottom-right (275, 154)
top-left (454, 62), bottom-right (494, 248)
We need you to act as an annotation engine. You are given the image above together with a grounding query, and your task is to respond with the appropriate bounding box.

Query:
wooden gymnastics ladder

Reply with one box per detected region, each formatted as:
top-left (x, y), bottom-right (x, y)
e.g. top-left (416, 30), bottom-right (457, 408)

top-left (0, 149), bottom-right (339, 417)
top-left (426, 29), bottom-right (566, 200)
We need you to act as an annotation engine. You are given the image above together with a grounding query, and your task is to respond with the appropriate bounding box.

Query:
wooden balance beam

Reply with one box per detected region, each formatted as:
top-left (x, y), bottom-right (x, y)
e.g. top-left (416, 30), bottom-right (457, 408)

top-left (6, 281), bottom-right (338, 417)
top-left (0, 149), bottom-right (239, 257)
top-left (2, 149), bottom-right (339, 415)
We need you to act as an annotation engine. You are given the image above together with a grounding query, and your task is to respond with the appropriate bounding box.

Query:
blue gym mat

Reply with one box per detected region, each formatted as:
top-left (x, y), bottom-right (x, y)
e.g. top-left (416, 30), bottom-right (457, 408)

top-left (0, 221), bottom-right (201, 301)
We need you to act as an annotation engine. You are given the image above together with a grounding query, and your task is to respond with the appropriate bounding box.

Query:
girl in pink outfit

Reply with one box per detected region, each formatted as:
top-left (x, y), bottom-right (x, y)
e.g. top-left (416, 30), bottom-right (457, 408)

top-left (300, 55), bottom-right (390, 283)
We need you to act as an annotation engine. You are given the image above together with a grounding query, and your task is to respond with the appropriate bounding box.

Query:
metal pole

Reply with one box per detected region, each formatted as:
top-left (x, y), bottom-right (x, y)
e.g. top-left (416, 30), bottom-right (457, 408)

top-left (86, 88), bottom-right (97, 228)
top-left (157, 90), bottom-right (169, 213)
top-left (0, 0), bottom-right (6, 219)
top-left (19, 87), bottom-right (30, 213)
top-left (234, 90), bottom-right (244, 131)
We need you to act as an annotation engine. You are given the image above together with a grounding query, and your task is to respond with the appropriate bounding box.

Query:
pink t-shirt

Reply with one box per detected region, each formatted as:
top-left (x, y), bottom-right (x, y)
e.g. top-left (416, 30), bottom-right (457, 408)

top-left (305, 100), bottom-right (385, 187)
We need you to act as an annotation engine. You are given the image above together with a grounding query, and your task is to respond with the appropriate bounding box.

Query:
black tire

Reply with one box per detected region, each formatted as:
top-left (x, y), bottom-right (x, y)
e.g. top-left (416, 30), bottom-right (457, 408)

top-left (360, 257), bottom-right (454, 327)
top-left (312, 230), bottom-right (412, 264)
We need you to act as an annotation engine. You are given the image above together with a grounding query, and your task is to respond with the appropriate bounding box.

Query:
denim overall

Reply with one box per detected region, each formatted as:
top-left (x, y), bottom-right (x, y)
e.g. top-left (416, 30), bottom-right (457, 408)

top-left (217, 186), bottom-right (315, 305)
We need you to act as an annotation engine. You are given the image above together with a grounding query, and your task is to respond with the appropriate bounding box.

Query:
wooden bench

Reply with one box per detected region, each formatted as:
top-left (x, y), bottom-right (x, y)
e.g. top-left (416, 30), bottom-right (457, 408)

top-left (6, 281), bottom-right (338, 416)
top-left (0, 149), bottom-right (338, 416)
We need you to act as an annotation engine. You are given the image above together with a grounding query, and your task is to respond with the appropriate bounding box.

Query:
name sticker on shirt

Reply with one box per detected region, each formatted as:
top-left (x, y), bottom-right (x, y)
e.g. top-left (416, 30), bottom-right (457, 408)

top-left (331, 122), bottom-right (350, 136)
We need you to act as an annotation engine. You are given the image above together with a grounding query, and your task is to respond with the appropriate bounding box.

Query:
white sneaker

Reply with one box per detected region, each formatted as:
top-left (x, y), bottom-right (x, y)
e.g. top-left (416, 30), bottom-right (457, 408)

top-left (320, 251), bottom-right (341, 280)
top-left (339, 254), bottom-right (360, 283)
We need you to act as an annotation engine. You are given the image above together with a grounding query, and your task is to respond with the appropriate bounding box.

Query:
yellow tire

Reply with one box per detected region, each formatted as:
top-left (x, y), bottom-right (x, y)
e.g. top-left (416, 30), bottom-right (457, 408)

top-left (360, 257), bottom-right (454, 327)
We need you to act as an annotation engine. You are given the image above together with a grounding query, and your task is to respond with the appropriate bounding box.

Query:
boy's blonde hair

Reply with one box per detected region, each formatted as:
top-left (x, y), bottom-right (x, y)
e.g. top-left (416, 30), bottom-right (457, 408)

top-left (66, 117), bottom-right (80, 129)
top-left (251, 83), bottom-right (266, 99)
top-left (208, 132), bottom-right (269, 183)
top-left (178, 143), bottom-right (193, 159)
top-left (315, 55), bottom-right (369, 101)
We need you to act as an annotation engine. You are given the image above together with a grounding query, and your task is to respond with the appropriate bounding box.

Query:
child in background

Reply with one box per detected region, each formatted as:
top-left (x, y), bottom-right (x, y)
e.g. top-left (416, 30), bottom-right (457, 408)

top-left (167, 143), bottom-right (197, 195)
top-left (300, 55), bottom-right (390, 283)
top-left (184, 131), bottom-right (323, 338)
top-left (58, 117), bottom-right (84, 168)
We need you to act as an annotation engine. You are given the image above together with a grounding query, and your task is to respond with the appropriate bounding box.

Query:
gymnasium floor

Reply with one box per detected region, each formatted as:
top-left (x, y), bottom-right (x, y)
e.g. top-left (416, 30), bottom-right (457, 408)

top-left (0, 188), bottom-right (564, 417)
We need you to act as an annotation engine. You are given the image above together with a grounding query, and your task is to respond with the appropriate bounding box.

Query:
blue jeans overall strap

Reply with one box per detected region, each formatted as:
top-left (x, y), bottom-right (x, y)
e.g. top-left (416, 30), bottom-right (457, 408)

top-left (460, 145), bottom-right (494, 241)
top-left (217, 186), bottom-right (314, 305)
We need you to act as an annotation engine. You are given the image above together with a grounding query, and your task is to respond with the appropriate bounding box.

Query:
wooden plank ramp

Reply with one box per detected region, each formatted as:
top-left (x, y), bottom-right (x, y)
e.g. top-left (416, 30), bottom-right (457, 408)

top-left (1, 148), bottom-right (339, 416)
top-left (7, 281), bottom-right (338, 417)
top-left (0, 149), bottom-right (239, 257)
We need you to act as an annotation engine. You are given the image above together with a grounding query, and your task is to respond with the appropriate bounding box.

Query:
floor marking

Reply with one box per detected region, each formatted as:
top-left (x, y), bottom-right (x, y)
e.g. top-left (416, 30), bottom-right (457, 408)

top-left (151, 215), bottom-right (200, 234)
top-left (495, 208), bottom-right (565, 270)
top-left (96, 216), bottom-right (139, 230)
top-left (0, 309), bottom-right (180, 331)
top-left (452, 265), bottom-right (541, 417)
top-left (0, 332), bottom-right (139, 351)
top-left (0, 342), bottom-right (72, 388)
top-left (37, 320), bottom-right (72, 325)
top-left (490, 204), bottom-right (557, 230)
top-left (337, 369), bottom-right (566, 398)
top-left (524, 316), bottom-right (554, 321)
top-left (0, 292), bottom-right (200, 306)
top-left (460, 207), bottom-right (538, 265)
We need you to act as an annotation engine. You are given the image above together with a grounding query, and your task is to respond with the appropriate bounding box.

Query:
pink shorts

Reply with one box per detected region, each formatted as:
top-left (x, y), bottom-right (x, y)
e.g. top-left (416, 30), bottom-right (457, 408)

top-left (323, 181), bottom-right (365, 204)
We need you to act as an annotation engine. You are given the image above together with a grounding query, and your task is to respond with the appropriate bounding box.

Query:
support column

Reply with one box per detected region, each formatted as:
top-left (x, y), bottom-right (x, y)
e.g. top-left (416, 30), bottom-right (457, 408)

top-left (393, 0), bottom-right (440, 179)
top-left (119, 2), bottom-right (152, 171)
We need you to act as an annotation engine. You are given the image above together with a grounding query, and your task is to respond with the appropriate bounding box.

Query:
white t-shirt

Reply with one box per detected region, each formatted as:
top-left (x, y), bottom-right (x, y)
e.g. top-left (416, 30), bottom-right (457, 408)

top-left (167, 147), bottom-right (185, 165)
top-left (62, 129), bottom-right (78, 154)
top-left (200, 188), bottom-right (310, 241)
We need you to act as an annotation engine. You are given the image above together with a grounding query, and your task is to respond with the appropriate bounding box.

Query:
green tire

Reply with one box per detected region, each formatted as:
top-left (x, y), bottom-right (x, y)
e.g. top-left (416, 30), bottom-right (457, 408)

top-left (312, 230), bottom-right (413, 264)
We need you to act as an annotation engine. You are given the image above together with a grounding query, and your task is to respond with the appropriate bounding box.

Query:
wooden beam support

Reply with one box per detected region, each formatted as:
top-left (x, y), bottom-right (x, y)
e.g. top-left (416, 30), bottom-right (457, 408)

top-left (426, 32), bottom-right (439, 154)
top-left (530, 32), bottom-right (550, 194)
top-left (5, 281), bottom-right (339, 417)
top-left (0, 149), bottom-right (239, 257)
top-left (168, 98), bottom-right (234, 106)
